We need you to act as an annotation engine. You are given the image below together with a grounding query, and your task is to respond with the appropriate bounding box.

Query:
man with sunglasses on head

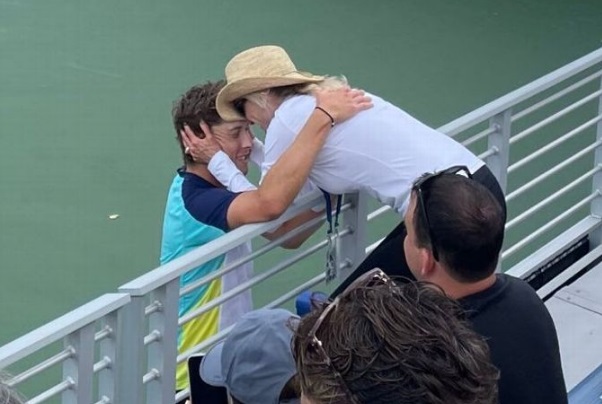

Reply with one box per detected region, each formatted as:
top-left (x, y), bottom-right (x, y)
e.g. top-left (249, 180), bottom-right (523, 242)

top-left (403, 166), bottom-right (567, 404)
top-left (293, 269), bottom-right (500, 404)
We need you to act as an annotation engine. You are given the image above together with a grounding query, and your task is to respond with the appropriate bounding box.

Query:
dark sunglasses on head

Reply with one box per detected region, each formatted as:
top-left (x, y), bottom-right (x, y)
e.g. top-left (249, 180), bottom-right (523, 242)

top-left (411, 165), bottom-right (473, 261)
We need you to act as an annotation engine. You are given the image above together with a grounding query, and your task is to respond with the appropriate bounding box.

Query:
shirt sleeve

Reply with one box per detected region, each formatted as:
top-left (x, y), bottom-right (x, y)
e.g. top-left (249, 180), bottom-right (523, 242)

top-left (182, 184), bottom-right (239, 232)
top-left (261, 98), bottom-right (318, 202)
top-left (208, 151), bottom-right (257, 192)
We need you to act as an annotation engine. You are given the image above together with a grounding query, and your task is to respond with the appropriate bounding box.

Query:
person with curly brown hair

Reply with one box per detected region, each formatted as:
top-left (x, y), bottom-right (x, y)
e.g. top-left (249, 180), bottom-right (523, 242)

top-left (293, 269), bottom-right (500, 404)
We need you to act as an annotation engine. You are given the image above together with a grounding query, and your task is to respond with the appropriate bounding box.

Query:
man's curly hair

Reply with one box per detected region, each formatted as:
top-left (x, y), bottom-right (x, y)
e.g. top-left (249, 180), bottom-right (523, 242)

top-left (293, 280), bottom-right (499, 404)
top-left (171, 80), bottom-right (225, 164)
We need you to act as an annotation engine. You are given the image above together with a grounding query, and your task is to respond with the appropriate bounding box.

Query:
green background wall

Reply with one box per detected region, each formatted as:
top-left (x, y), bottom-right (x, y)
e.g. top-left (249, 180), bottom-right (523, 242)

top-left (1, 0), bottom-right (601, 344)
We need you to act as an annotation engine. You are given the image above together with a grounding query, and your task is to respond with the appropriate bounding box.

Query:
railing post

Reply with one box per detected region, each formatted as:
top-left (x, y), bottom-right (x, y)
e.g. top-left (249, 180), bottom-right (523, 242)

top-left (62, 323), bottom-right (95, 404)
top-left (97, 310), bottom-right (119, 403)
top-left (116, 295), bottom-right (146, 404)
top-left (337, 192), bottom-right (368, 281)
top-left (590, 77), bottom-right (602, 247)
top-left (146, 279), bottom-right (180, 404)
top-left (486, 109), bottom-right (512, 193)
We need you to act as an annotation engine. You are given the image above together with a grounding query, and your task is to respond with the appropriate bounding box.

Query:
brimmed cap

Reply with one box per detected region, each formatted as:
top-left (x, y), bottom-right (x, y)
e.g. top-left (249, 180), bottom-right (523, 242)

top-left (216, 45), bottom-right (324, 121)
top-left (199, 308), bottom-right (299, 404)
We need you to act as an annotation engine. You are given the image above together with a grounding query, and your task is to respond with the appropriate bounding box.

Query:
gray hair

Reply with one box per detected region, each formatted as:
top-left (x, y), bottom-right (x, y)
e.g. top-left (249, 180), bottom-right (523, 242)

top-left (0, 373), bottom-right (24, 404)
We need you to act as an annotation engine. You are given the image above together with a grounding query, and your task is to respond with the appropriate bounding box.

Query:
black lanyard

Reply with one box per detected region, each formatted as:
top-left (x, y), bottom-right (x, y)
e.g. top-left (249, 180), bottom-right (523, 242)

top-left (321, 189), bottom-right (342, 234)
top-left (321, 189), bottom-right (342, 282)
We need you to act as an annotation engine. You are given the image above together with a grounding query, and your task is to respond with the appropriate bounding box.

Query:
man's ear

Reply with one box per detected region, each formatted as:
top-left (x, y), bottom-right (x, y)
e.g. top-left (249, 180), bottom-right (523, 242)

top-left (418, 247), bottom-right (437, 279)
top-left (196, 120), bottom-right (207, 139)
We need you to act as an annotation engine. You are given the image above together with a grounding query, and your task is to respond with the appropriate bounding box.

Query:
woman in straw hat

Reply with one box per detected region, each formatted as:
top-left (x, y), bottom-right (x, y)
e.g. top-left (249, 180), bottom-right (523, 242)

top-left (184, 45), bottom-right (506, 296)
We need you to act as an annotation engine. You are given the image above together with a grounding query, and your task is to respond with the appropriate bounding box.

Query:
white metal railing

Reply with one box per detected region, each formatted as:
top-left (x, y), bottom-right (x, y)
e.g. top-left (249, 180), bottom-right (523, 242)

top-left (1, 46), bottom-right (601, 403)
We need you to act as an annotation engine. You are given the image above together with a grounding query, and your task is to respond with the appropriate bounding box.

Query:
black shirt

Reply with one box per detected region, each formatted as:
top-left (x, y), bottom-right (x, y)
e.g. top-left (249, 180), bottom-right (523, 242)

top-left (460, 274), bottom-right (568, 404)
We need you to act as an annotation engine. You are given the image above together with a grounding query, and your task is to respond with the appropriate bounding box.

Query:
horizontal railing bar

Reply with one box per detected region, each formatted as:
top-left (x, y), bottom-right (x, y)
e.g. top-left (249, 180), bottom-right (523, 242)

top-left (120, 191), bottom-right (324, 296)
top-left (367, 205), bottom-right (392, 221)
top-left (143, 330), bottom-right (161, 346)
top-left (93, 356), bottom-right (112, 373)
top-left (264, 272), bottom-right (328, 309)
top-left (512, 70), bottom-right (602, 122)
top-left (8, 347), bottom-right (75, 387)
top-left (506, 167), bottom-right (601, 230)
top-left (366, 237), bottom-right (385, 255)
top-left (94, 325), bottom-right (112, 342)
top-left (0, 293), bottom-right (129, 368)
top-left (502, 192), bottom-right (599, 259)
top-left (478, 146), bottom-right (498, 160)
top-left (176, 251), bottom-right (349, 365)
top-left (176, 260), bottom-right (348, 368)
top-left (142, 368), bottom-right (160, 384)
top-left (178, 204), bottom-right (341, 296)
top-left (510, 90), bottom-right (602, 144)
top-left (505, 216), bottom-right (602, 278)
top-left (93, 396), bottom-right (111, 404)
top-left (508, 115), bottom-right (602, 174)
top-left (177, 265), bottom-right (344, 364)
top-left (28, 378), bottom-right (75, 404)
top-left (177, 323), bottom-right (235, 365)
top-left (144, 301), bottom-right (162, 316)
top-left (175, 390), bottom-right (189, 403)
top-left (506, 140), bottom-right (602, 202)
top-left (462, 126), bottom-right (497, 147)
top-left (437, 48), bottom-right (602, 137)
top-left (179, 230), bottom-right (350, 325)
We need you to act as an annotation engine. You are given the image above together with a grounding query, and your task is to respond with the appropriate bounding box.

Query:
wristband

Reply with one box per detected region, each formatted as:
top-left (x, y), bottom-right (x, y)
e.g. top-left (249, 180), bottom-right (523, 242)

top-left (315, 106), bottom-right (335, 127)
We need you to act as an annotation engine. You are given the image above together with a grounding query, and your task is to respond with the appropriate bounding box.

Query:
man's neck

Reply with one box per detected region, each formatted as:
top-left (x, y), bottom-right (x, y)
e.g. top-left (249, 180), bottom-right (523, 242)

top-left (184, 164), bottom-right (223, 188)
top-left (437, 271), bottom-right (497, 300)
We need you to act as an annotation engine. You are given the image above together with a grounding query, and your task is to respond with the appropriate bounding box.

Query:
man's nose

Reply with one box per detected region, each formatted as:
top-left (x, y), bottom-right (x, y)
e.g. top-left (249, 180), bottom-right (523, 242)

top-left (242, 130), bottom-right (253, 148)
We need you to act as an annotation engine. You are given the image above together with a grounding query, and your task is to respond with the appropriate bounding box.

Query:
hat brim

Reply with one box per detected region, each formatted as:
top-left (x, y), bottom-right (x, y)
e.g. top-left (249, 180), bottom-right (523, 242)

top-left (199, 342), bottom-right (226, 387)
top-left (216, 73), bottom-right (324, 122)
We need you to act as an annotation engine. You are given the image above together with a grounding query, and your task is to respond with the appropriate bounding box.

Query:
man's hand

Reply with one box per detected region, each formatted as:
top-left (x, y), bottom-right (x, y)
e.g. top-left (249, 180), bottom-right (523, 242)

top-left (181, 122), bottom-right (222, 164)
top-left (312, 87), bottom-right (373, 125)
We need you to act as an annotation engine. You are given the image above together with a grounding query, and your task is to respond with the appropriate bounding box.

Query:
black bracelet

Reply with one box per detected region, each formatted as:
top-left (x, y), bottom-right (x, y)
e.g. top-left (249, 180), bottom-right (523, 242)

top-left (315, 106), bottom-right (335, 127)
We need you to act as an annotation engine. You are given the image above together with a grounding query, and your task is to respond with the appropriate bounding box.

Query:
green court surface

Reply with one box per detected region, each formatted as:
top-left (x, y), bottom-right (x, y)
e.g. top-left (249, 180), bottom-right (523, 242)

top-left (1, 0), bottom-right (601, 345)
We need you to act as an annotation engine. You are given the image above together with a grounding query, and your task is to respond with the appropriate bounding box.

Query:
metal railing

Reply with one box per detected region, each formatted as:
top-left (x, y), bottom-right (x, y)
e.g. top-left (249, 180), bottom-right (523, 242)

top-left (1, 46), bottom-right (602, 403)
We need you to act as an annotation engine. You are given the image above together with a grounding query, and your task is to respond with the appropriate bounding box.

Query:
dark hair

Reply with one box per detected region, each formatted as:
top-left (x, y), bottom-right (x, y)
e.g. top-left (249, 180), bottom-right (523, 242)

top-left (412, 174), bottom-right (504, 282)
top-left (230, 375), bottom-right (299, 403)
top-left (171, 80), bottom-right (225, 164)
top-left (293, 281), bottom-right (499, 404)
top-left (279, 374), bottom-right (301, 400)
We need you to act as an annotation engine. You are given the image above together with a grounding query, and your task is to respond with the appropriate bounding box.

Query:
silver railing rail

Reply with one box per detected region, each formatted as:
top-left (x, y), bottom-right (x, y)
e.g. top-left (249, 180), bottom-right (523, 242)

top-left (1, 46), bottom-right (601, 403)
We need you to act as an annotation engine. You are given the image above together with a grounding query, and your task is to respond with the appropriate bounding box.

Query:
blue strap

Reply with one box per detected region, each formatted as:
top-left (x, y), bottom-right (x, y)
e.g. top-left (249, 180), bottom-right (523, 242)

top-left (321, 189), bottom-right (342, 233)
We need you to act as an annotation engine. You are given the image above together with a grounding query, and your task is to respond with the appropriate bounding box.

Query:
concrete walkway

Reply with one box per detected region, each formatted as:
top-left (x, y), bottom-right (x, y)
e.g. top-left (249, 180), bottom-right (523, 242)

top-left (546, 262), bottom-right (602, 394)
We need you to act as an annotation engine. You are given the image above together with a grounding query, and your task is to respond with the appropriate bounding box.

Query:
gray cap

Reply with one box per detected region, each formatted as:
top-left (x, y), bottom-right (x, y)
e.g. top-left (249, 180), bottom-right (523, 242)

top-left (200, 308), bottom-right (299, 404)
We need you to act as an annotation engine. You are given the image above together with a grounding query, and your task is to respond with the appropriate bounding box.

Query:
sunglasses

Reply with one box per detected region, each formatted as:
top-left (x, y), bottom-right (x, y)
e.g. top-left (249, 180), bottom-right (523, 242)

top-left (411, 165), bottom-right (473, 261)
top-left (303, 268), bottom-right (392, 404)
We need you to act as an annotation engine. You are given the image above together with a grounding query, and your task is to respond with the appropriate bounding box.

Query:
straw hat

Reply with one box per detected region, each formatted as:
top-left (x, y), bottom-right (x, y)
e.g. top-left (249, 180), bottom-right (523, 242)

top-left (216, 45), bottom-right (324, 121)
